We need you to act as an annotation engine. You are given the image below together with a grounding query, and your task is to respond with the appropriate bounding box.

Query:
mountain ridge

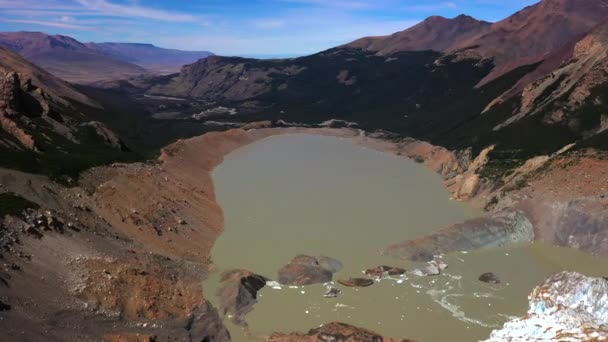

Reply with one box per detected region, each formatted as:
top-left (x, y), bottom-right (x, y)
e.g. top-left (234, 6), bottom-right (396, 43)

top-left (86, 42), bottom-right (213, 74)
top-left (0, 32), bottom-right (214, 83)
top-left (345, 14), bottom-right (492, 55)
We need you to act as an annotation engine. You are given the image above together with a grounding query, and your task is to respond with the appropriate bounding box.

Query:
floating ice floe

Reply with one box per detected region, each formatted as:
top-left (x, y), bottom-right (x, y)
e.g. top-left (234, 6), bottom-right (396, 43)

top-left (334, 303), bottom-right (355, 310)
top-left (412, 259), bottom-right (448, 276)
top-left (324, 286), bottom-right (341, 298)
top-left (266, 280), bottom-right (282, 290)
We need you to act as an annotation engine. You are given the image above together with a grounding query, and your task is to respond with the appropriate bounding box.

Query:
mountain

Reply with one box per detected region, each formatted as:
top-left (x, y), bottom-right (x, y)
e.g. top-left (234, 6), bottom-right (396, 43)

top-left (0, 32), bottom-right (148, 83)
top-left (346, 15), bottom-right (491, 55)
top-left (454, 0), bottom-right (608, 84)
top-left (347, 0), bottom-right (608, 85)
top-left (87, 42), bottom-right (213, 73)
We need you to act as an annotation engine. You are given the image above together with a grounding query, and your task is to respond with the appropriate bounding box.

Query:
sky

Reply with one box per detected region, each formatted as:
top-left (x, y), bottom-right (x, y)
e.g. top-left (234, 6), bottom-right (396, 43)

top-left (0, 0), bottom-right (540, 57)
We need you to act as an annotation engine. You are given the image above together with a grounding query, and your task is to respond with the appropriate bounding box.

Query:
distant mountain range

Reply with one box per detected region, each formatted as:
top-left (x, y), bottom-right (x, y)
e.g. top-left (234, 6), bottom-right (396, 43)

top-left (0, 32), bottom-right (213, 83)
top-left (146, 0), bottom-right (608, 159)
top-left (86, 42), bottom-right (213, 74)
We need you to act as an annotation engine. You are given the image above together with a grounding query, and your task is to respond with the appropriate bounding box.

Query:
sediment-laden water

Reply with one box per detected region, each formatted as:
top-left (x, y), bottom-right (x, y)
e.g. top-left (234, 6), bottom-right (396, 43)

top-left (206, 134), bottom-right (608, 341)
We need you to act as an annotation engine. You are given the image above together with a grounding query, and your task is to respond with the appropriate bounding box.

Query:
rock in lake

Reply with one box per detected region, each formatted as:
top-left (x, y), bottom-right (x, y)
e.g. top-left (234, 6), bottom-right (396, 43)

top-left (337, 278), bottom-right (375, 287)
top-left (278, 255), bottom-right (342, 286)
top-left (479, 272), bottom-right (500, 284)
top-left (217, 269), bottom-right (268, 328)
top-left (365, 265), bottom-right (406, 278)
top-left (267, 322), bottom-right (415, 342)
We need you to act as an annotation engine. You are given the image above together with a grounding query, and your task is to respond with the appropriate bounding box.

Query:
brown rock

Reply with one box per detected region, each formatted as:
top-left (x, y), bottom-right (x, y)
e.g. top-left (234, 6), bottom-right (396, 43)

top-left (278, 255), bottom-right (342, 286)
top-left (364, 265), bottom-right (406, 278)
top-left (267, 322), bottom-right (415, 342)
top-left (479, 272), bottom-right (501, 284)
top-left (337, 278), bottom-right (375, 288)
top-left (217, 269), bottom-right (268, 328)
top-left (241, 120), bottom-right (272, 130)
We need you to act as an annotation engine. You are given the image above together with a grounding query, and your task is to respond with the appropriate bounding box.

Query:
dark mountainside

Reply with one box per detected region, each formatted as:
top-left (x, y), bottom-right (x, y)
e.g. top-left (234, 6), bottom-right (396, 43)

top-left (87, 42), bottom-right (213, 73)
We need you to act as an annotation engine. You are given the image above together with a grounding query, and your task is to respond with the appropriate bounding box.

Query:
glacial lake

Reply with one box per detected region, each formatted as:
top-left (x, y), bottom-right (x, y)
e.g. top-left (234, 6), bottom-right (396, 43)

top-left (206, 134), bottom-right (608, 341)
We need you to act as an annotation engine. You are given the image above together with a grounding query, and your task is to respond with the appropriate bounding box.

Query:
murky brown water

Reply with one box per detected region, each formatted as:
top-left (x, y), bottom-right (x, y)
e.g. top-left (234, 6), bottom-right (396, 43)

top-left (206, 134), bottom-right (608, 341)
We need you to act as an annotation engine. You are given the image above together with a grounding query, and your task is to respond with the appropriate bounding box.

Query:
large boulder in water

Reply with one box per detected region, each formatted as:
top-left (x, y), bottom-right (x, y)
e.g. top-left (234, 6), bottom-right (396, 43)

top-left (383, 210), bottom-right (534, 261)
top-left (478, 272), bottom-right (501, 284)
top-left (483, 272), bottom-right (608, 341)
top-left (216, 269), bottom-right (268, 328)
top-left (278, 255), bottom-right (343, 286)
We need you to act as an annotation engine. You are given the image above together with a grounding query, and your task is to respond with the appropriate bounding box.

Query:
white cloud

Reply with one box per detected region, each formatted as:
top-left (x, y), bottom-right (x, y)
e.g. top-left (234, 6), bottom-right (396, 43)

top-left (74, 0), bottom-right (197, 22)
top-left (404, 2), bottom-right (458, 12)
top-left (276, 0), bottom-right (381, 10)
top-left (1, 18), bottom-right (94, 31)
top-left (60, 15), bottom-right (75, 22)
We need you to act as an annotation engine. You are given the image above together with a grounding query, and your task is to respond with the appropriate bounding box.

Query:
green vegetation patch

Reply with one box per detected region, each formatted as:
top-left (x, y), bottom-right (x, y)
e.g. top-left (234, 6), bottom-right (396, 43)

top-left (0, 192), bottom-right (39, 217)
top-left (477, 149), bottom-right (526, 180)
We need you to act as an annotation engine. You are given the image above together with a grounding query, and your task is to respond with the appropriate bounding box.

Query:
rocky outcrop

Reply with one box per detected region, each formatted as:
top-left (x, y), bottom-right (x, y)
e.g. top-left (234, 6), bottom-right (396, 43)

top-left (384, 210), bottom-right (534, 261)
top-left (148, 56), bottom-right (305, 101)
top-left (217, 269), bottom-right (268, 328)
top-left (398, 139), bottom-right (469, 179)
top-left (82, 121), bottom-right (128, 151)
top-left (0, 72), bottom-right (35, 150)
top-left (267, 322), bottom-right (415, 342)
top-left (241, 120), bottom-right (273, 130)
top-left (278, 255), bottom-right (343, 286)
top-left (484, 272), bottom-right (608, 341)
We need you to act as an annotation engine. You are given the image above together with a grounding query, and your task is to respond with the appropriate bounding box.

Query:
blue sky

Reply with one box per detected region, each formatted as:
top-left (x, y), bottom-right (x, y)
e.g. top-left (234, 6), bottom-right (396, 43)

top-left (0, 0), bottom-right (539, 56)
